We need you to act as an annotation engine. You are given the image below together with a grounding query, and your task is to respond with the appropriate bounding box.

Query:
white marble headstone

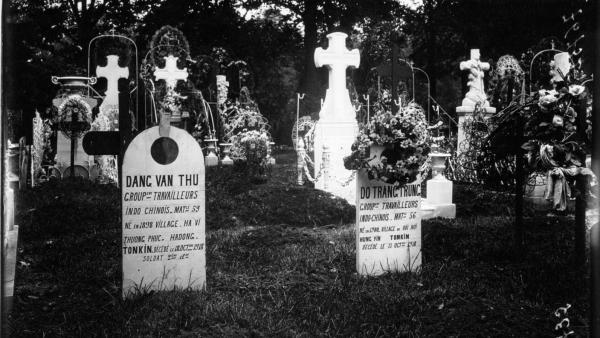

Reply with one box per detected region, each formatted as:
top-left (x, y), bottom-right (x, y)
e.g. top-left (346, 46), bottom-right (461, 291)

top-left (122, 125), bottom-right (205, 297)
top-left (356, 146), bottom-right (422, 276)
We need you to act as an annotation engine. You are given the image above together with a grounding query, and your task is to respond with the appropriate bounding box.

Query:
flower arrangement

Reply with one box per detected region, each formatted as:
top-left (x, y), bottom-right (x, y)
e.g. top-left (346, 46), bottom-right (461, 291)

top-left (91, 108), bottom-right (119, 131)
top-left (56, 95), bottom-right (92, 138)
top-left (485, 54), bottom-right (594, 211)
top-left (158, 89), bottom-right (187, 119)
top-left (231, 130), bottom-right (270, 163)
top-left (222, 96), bottom-right (273, 165)
top-left (520, 83), bottom-right (590, 172)
top-left (344, 102), bottom-right (431, 186)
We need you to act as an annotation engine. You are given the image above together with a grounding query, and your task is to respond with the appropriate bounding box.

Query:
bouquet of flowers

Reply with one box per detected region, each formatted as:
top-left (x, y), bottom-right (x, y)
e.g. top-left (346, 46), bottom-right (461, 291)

top-left (486, 58), bottom-right (594, 211)
top-left (344, 102), bottom-right (431, 186)
top-left (521, 84), bottom-right (589, 166)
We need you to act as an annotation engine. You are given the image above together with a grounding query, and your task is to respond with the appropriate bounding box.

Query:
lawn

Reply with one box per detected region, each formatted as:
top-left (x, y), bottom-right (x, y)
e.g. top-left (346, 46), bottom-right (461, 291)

top-left (6, 150), bottom-right (591, 337)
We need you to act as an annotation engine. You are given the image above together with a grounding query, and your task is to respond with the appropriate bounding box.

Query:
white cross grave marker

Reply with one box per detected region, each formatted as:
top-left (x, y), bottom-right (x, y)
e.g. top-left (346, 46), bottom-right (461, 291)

top-left (96, 55), bottom-right (129, 112)
top-left (154, 54), bottom-right (189, 90)
top-left (314, 32), bottom-right (360, 122)
top-left (312, 32), bottom-right (360, 204)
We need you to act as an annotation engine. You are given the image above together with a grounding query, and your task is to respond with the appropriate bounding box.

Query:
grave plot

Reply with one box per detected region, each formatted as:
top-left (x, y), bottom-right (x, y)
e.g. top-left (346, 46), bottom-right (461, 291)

top-left (4, 1), bottom-right (599, 337)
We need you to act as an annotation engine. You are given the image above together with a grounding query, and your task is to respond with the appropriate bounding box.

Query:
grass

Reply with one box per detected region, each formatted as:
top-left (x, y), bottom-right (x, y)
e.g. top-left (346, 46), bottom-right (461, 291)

top-left (6, 149), bottom-right (591, 337)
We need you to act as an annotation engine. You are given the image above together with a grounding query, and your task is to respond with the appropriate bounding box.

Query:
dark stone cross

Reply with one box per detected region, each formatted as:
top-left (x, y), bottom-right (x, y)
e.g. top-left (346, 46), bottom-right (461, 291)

top-left (82, 92), bottom-right (132, 183)
top-left (52, 93), bottom-right (97, 178)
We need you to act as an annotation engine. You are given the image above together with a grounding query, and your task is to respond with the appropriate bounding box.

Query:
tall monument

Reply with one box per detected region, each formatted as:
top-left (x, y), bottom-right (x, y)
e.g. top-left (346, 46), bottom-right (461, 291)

top-left (313, 32), bottom-right (360, 203)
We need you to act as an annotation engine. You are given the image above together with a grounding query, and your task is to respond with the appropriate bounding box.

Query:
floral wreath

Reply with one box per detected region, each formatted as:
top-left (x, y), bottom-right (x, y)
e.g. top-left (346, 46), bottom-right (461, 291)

top-left (57, 95), bottom-right (92, 138)
top-left (149, 25), bottom-right (190, 67)
top-left (230, 129), bottom-right (270, 162)
top-left (344, 102), bottom-right (430, 186)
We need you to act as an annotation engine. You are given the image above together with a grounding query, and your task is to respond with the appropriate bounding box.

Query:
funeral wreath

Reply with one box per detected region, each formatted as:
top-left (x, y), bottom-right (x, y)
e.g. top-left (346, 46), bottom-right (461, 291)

top-left (344, 102), bottom-right (431, 186)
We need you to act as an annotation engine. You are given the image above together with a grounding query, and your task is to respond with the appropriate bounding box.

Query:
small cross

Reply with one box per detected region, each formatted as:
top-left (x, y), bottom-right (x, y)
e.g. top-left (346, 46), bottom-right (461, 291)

top-left (96, 55), bottom-right (129, 111)
top-left (314, 32), bottom-right (360, 94)
top-left (154, 54), bottom-right (188, 90)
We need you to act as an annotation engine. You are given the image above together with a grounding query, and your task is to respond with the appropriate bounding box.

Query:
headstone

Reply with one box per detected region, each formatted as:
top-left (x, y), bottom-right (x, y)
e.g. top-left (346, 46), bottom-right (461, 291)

top-left (456, 49), bottom-right (496, 154)
top-left (356, 146), bottom-right (422, 276)
top-left (2, 187), bottom-right (19, 313)
top-left (154, 55), bottom-right (188, 90)
top-left (122, 125), bottom-right (205, 297)
top-left (313, 32), bottom-right (360, 203)
top-left (96, 55), bottom-right (129, 115)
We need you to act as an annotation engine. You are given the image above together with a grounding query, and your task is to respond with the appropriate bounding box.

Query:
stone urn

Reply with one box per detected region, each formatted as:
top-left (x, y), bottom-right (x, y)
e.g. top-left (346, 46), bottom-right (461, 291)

top-left (219, 143), bottom-right (233, 166)
top-left (429, 151), bottom-right (451, 180)
top-left (267, 141), bottom-right (276, 165)
top-left (423, 145), bottom-right (455, 219)
top-left (204, 138), bottom-right (219, 167)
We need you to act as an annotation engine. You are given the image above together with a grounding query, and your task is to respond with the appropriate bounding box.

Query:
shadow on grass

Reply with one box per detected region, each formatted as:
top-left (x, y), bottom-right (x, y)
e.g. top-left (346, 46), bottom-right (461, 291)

top-left (8, 150), bottom-right (590, 337)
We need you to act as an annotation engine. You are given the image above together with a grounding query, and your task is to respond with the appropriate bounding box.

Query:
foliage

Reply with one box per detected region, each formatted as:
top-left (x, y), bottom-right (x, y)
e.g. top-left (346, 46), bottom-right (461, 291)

top-left (148, 25), bottom-right (191, 67)
top-left (485, 51), bottom-right (594, 210)
top-left (344, 102), bottom-right (430, 186)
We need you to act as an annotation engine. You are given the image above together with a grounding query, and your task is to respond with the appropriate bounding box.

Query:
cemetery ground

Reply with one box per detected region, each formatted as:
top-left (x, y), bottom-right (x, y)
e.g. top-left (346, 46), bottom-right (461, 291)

top-left (6, 150), bottom-right (591, 337)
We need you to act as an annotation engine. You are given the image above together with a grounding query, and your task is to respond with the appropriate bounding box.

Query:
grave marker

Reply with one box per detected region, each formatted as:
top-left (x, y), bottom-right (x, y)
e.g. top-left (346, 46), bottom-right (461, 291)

top-left (82, 92), bottom-right (132, 183)
top-left (456, 49), bottom-right (496, 154)
top-left (121, 123), bottom-right (205, 297)
top-left (154, 55), bottom-right (188, 90)
top-left (2, 187), bottom-right (19, 313)
top-left (96, 55), bottom-right (129, 113)
top-left (313, 32), bottom-right (360, 203)
top-left (356, 146), bottom-right (422, 276)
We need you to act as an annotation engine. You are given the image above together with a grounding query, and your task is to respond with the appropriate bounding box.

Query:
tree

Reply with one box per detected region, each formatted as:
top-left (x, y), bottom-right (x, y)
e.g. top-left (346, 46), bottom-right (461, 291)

top-left (235, 0), bottom-right (402, 101)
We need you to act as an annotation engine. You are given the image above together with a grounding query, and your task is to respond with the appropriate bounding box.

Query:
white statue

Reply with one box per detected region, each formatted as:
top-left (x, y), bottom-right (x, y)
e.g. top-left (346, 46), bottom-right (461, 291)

top-left (459, 49), bottom-right (491, 107)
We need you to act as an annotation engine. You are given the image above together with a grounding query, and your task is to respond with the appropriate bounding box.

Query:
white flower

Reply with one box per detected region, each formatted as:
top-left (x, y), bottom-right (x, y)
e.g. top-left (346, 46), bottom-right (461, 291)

top-left (552, 114), bottom-right (564, 127)
top-left (568, 84), bottom-right (585, 96)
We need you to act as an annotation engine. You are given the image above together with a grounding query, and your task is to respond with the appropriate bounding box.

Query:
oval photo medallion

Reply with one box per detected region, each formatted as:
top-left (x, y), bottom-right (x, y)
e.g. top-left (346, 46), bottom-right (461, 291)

top-left (150, 137), bottom-right (179, 165)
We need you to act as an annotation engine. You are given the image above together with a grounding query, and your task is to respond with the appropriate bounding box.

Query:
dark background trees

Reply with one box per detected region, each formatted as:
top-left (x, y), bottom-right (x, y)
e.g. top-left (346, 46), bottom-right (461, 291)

top-left (3, 0), bottom-right (592, 144)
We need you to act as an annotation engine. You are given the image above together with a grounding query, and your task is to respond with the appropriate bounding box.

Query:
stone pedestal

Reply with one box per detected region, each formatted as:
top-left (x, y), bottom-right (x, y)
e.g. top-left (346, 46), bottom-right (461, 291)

top-left (314, 120), bottom-right (358, 204)
top-left (424, 178), bottom-right (456, 219)
top-left (56, 132), bottom-right (92, 168)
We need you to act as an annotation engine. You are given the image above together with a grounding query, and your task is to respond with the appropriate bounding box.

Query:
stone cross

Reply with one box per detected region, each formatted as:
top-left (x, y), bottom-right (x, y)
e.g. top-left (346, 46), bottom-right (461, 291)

top-left (96, 55), bottom-right (129, 111)
top-left (154, 54), bottom-right (188, 90)
top-left (459, 49), bottom-right (491, 107)
top-left (314, 32), bottom-right (360, 120)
